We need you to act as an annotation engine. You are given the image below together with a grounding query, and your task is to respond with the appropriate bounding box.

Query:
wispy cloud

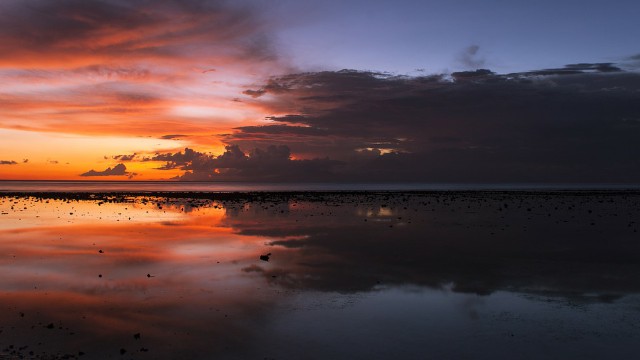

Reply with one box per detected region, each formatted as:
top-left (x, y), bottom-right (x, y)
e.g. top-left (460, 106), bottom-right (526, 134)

top-left (160, 135), bottom-right (188, 140)
top-left (112, 154), bottom-right (137, 161)
top-left (458, 45), bottom-right (485, 69)
top-left (0, 0), bottom-right (284, 140)
top-left (0, 0), bottom-right (278, 68)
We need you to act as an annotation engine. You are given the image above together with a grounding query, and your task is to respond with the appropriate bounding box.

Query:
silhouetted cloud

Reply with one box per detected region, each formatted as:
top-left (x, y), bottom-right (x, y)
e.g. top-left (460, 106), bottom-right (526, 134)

top-left (112, 154), bottom-right (137, 161)
top-left (80, 163), bottom-right (130, 177)
top-left (230, 65), bottom-right (640, 183)
top-left (519, 63), bottom-right (622, 76)
top-left (148, 145), bottom-right (341, 181)
top-left (0, 160), bottom-right (18, 165)
top-left (160, 135), bottom-right (188, 140)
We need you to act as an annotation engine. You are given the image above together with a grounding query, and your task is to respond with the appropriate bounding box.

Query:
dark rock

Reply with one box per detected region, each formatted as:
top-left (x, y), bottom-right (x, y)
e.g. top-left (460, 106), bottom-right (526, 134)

top-left (259, 253), bottom-right (272, 262)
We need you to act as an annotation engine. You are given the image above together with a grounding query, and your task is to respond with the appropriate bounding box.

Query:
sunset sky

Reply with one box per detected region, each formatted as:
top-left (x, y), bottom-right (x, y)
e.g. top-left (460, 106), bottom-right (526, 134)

top-left (1, 0), bottom-right (639, 181)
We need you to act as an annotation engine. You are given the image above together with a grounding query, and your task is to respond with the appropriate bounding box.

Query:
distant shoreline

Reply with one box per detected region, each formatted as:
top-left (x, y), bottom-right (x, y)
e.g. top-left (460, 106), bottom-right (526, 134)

top-left (1, 180), bottom-right (640, 193)
top-left (3, 189), bottom-right (640, 202)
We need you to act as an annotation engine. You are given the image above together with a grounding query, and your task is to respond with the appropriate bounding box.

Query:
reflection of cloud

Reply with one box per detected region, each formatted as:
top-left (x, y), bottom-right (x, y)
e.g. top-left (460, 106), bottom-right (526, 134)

top-left (223, 192), bottom-right (640, 298)
top-left (0, 196), bottom-right (281, 359)
top-left (2, 193), bottom-right (639, 358)
top-left (230, 66), bottom-right (640, 182)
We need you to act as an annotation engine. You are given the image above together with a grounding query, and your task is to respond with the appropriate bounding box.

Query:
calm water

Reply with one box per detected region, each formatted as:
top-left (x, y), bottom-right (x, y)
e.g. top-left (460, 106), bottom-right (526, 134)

top-left (1, 192), bottom-right (640, 359)
top-left (2, 180), bottom-right (640, 192)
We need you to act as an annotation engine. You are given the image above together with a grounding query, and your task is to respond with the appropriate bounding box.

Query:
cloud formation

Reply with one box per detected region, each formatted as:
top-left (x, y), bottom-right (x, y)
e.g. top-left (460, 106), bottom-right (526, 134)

top-left (0, 0), bottom-right (277, 67)
top-left (0, 0), bottom-right (283, 140)
top-left (80, 163), bottom-right (130, 177)
top-left (0, 160), bottom-right (18, 165)
top-left (147, 145), bottom-right (341, 181)
top-left (160, 135), bottom-right (188, 140)
top-left (458, 45), bottom-right (485, 69)
top-left (112, 154), bottom-right (137, 161)
top-left (229, 64), bottom-right (640, 182)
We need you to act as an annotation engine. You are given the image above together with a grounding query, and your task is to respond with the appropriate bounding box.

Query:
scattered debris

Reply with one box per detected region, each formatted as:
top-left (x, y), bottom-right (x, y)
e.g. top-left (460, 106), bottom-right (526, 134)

top-left (259, 253), bottom-right (272, 262)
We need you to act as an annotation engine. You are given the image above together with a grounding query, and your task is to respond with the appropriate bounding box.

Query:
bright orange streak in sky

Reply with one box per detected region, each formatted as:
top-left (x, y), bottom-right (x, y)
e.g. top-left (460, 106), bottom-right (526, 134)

top-left (0, 1), bottom-right (288, 180)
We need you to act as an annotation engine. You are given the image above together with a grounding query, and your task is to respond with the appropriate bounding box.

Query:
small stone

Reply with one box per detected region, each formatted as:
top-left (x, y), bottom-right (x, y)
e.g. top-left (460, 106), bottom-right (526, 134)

top-left (259, 253), bottom-right (271, 262)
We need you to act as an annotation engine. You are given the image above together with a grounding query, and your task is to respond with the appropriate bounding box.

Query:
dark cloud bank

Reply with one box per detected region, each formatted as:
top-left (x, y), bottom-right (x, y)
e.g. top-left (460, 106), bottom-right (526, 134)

top-left (80, 163), bottom-right (132, 177)
top-left (223, 192), bottom-right (640, 298)
top-left (144, 145), bottom-right (340, 181)
top-left (147, 63), bottom-right (640, 182)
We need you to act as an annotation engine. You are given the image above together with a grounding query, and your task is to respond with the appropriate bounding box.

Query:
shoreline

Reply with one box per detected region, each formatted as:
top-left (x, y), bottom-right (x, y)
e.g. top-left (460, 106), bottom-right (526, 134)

top-left (2, 189), bottom-right (640, 201)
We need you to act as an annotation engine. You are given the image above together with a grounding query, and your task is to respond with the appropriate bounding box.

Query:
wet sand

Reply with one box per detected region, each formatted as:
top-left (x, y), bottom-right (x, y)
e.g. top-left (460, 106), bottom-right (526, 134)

top-left (1, 191), bottom-right (640, 359)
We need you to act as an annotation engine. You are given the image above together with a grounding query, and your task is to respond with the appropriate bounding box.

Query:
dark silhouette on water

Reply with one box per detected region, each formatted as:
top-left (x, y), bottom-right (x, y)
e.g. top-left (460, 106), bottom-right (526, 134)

top-left (260, 253), bottom-right (272, 261)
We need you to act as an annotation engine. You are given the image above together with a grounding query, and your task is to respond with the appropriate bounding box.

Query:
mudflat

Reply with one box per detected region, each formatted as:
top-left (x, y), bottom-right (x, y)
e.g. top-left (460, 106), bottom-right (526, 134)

top-left (1, 191), bottom-right (639, 359)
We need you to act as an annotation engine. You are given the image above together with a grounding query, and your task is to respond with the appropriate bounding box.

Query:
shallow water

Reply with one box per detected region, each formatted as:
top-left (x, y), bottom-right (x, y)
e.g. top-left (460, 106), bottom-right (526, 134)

top-left (1, 192), bottom-right (639, 359)
top-left (2, 180), bottom-right (640, 192)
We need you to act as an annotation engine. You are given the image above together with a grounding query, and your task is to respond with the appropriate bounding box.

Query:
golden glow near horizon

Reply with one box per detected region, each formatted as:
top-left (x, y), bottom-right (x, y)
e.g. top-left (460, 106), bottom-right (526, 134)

top-left (0, 1), bottom-right (286, 180)
top-left (0, 129), bottom-right (194, 180)
top-left (0, 65), bottom-right (276, 179)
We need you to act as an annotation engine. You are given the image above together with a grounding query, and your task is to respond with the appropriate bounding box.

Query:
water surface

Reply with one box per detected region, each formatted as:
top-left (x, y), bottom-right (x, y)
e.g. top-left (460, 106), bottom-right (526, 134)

top-left (1, 192), bottom-right (639, 359)
top-left (2, 180), bottom-right (640, 192)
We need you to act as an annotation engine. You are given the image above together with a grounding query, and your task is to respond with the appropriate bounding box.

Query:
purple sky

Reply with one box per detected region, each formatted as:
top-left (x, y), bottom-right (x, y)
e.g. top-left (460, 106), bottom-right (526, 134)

top-left (0, 0), bottom-right (639, 182)
top-left (267, 0), bottom-right (639, 74)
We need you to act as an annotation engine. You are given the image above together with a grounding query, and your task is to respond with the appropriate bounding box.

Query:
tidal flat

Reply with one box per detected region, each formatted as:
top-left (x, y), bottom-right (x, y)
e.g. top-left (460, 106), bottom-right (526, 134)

top-left (1, 191), bottom-right (639, 359)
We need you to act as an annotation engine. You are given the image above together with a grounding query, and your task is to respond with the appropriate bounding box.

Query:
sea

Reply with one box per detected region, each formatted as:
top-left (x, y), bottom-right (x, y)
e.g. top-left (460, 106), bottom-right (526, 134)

top-left (2, 181), bottom-right (640, 359)
top-left (1, 180), bottom-right (639, 192)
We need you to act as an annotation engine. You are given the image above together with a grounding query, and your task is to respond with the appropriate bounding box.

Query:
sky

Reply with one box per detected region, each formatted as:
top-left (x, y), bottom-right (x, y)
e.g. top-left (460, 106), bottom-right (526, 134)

top-left (0, 0), bottom-right (639, 182)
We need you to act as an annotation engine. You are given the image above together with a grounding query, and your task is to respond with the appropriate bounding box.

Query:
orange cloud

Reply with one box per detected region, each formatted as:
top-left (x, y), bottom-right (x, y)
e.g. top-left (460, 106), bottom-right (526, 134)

top-left (0, 0), bottom-right (288, 179)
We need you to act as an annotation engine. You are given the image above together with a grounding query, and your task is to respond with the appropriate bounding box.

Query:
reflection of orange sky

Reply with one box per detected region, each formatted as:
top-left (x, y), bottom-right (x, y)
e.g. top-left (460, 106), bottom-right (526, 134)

top-left (0, 198), bottom-right (269, 269)
top-left (0, 197), bottom-right (280, 355)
